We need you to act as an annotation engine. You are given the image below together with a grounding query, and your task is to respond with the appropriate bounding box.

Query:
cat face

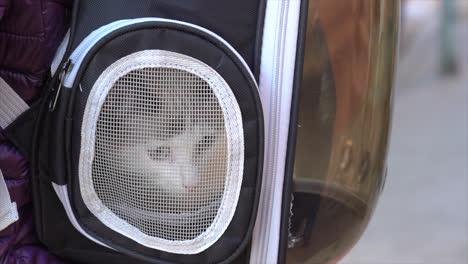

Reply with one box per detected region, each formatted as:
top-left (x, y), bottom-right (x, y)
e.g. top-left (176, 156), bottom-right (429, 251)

top-left (106, 96), bottom-right (227, 193)
top-left (97, 73), bottom-right (227, 212)
top-left (131, 123), bottom-right (227, 195)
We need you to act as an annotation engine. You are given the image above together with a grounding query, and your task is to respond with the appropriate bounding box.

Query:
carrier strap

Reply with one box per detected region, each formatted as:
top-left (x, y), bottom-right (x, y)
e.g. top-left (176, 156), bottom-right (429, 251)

top-left (0, 169), bottom-right (18, 231)
top-left (0, 77), bottom-right (29, 129)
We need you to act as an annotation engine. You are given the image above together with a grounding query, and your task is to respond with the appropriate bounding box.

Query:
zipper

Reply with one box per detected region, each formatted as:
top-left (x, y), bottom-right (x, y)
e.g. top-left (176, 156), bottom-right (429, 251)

top-left (251, 0), bottom-right (300, 262)
top-left (49, 59), bottom-right (72, 111)
top-left (51, 29), bottom-right (70, 76)
top-left (61, 18), bottom-right (257, 90)
top-left (257, 1), bottom-right (288, 260)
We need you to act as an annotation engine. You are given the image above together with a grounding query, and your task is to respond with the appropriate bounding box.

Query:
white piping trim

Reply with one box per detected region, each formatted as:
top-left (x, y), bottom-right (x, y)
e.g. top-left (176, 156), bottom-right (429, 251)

top-left (0, 77), bottom-right (29, 129)
top-left (78, 50), bottom-right (244, 254)
top-left (0, 169), bottom-right (19, 231)
top-left (64, 18), bottom-right (257, 89)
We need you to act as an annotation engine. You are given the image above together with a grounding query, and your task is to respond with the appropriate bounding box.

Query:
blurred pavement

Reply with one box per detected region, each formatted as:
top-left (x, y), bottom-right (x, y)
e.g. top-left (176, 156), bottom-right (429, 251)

top-left (341, 2), bottom-right (468, 264)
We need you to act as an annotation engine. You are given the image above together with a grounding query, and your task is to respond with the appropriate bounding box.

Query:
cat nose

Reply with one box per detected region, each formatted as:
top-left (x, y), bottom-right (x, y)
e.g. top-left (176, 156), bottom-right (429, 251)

top-left (181, 170), bottom-right (199, 190)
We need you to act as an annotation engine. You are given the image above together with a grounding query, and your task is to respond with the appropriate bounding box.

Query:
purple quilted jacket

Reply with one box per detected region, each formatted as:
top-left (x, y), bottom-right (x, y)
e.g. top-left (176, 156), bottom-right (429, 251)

top-left (0, 0), bottom-right (71, 263)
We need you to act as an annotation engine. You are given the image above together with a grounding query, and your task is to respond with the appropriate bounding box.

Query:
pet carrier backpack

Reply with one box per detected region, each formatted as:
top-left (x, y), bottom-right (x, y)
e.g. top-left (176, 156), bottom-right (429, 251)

top-left (0, 0), bottom-right (400, 263)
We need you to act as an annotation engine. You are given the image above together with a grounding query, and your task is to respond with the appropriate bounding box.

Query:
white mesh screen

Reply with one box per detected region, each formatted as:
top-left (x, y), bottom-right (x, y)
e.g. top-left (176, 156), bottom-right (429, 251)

top-left (79, 50), bottom-right (244, 254)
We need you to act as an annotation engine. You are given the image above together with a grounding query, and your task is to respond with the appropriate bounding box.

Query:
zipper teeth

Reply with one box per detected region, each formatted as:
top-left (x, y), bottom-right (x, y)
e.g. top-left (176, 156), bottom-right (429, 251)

top-left (63, 18), bottom-right (258, 88)
top-left (257, 1), bottom-right (289, 261)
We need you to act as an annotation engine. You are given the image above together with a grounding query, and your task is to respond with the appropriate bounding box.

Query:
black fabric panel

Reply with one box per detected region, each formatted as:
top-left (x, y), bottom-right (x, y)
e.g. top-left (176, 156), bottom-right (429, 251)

top-left (277, 0), bottom-right (309, 263)
top-left (69, 0), bottom-right (262, 72)
top-left (28, 84), bottom-right (72, 185)
top-left (4, 78), bottom-right (71, 185)
top-left (30, 176), bottom-right (154, 264)
top-left (227, 243), bottom-right (249, 264)
top-left (67, 24), bottom-right (263, 264)
top-left (2, 102), bottom-right (40, 162)
top-left (253, 0), bottom-right (267, 81)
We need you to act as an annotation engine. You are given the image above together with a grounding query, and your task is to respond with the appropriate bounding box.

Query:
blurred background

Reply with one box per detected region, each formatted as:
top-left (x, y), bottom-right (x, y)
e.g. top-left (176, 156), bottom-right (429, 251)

top-left (342, 0), bottom-right (468, 263)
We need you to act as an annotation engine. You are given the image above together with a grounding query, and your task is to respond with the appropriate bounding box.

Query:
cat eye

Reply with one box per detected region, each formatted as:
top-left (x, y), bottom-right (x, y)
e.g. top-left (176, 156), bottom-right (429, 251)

top-left (147, 146), bottom-right (171, 161)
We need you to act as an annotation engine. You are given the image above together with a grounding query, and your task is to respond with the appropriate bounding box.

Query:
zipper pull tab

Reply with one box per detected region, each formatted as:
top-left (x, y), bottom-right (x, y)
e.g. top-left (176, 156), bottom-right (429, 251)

top-left (49, 59), bottom-right (72, 112)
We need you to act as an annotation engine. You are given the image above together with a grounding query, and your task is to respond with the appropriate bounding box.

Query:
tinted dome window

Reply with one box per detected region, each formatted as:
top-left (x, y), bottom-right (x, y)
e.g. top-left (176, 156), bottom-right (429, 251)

top-left (285, 0), bottom-right (399, 263)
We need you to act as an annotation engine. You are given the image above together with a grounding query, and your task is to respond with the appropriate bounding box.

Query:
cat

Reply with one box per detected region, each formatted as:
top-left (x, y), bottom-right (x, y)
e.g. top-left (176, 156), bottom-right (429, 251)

top-left (95, 70), bottom-right (228, 215)
top-left (127, 121), bottom-right (227, 196)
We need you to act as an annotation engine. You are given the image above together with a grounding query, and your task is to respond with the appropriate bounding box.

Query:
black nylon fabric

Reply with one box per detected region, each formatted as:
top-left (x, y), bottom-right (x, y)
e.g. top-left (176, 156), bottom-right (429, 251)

top-left (33, 179), bottom-right (149, 264)
top-left (3, 102), bottom-right (39, 162)
top-left (70, 0), bottom-right (262, 73)
top-left (66, 24), bottom-right (263, 264)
